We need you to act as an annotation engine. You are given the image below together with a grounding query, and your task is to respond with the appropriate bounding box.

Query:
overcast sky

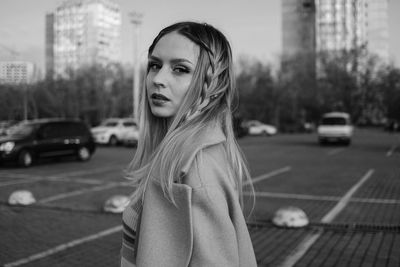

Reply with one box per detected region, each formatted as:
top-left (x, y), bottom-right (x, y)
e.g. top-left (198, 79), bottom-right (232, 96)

top-left (1, 0), bottom-right (399, 73)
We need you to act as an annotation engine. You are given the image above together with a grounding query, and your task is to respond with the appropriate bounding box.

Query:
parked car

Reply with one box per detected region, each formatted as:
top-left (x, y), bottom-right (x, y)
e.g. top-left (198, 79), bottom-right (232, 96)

top-left (317, 112), bottom-right (354, 145)
top-left (0, 120), bottom-right (18, 136)
top-left (0, 118), bottom-right (96, 167)
top-left (384, 119), bottom-right (399, 132)
top-left (242, 120), bottom-right (277, 136)
top-left (123, 128), bottom-right (140, 147)
top-left (91, 118), bottom-right (138, 146)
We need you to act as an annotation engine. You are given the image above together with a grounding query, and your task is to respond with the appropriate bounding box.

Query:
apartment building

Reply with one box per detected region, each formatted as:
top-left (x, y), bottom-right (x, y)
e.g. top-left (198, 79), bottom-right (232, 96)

top-left (282, 0), bottom-right (389, 61)
top-left (0, 61), bottom-right (38, 84)
top-left (46, 0), bottom-right (122, 79)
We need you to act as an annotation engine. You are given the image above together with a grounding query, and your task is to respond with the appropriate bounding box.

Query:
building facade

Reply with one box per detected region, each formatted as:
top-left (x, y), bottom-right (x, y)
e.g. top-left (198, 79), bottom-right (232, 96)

top-left (45, 13), bottom-right (55, 80)
top-left (46, 0), bottom-right (122, 79)
top-left (282, 0), bottom-right (389, 61)
top-left (365, 0), bottom-right (389, 61)
top-left (0, 61), bottom-right (39, 85)
top-left (281, 0), bottom-right (317, 75)
top-left (282, 0), bottom-right (316, 58)
top-left (316, 0), bottom-right (367, 54)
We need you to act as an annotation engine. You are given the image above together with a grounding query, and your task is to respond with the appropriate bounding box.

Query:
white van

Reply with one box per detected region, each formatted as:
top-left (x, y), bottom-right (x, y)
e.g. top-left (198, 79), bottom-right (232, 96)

top-left (317, 112), bottom-right (353, 145)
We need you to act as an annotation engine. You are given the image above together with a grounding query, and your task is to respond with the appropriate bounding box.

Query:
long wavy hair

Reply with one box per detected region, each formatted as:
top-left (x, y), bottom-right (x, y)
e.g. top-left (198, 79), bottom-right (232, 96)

top-left (126, 21), bottom-right (254, 210)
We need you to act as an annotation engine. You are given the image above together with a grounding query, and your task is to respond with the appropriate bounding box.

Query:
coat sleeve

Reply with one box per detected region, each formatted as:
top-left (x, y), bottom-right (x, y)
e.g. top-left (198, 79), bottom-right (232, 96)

top-left (189, 186), bottom-right (240, 266)
top-left (135, 181), bottom-right (193, 267)
top-left (183, 149), bottom-right (257, 267)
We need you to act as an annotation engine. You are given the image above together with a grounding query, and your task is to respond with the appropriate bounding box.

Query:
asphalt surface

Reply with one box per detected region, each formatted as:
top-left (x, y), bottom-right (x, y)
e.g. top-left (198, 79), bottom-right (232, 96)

top-left (0, 128), bottom-right (399, 267)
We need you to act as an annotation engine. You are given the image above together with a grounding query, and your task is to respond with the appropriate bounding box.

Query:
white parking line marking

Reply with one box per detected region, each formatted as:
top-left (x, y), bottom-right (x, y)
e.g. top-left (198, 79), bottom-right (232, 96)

top-left (278, 169), bottom-right (374, 267)
top-left (50, 165), bottom-right (125, 178)
top-left (321, 169), bottom-right (374, 223)
top-left (0, 165), bottom-right (124, 182)
top-left (279, 230), bottom-right (322, 267)
top-left (0, 167), bottom-right (112, 179)
top-left (38, 182), bottom-right (130, 204)
top-left (386, 145), bottom-right (397, 157)
top-left (0, 179), bottom-right (40, 187)
top-left (244, 166), bottom-right (291, 185)
top-left (45, 177), bottom-right (110, 185)
top-left (327, 148), bottom-right (345, 156)
top-left (0, 173), bottom-right (43, 179)
top-left (0, 169), bottom-right (125, 187)
top-left (243, 191), bottom-right (341, 201)
top-left (351, 197), bottom-right (400, 204)
top-left (244, 188), bottom-right (400, 204)
top-left (0, 176), bottom-right (114, 187)
top-left (4, 225), bottom-right (122, 267)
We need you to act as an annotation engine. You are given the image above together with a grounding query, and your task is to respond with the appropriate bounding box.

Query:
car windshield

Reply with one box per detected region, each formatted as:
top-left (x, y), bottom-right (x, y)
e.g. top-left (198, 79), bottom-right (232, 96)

top-left (123, 122), bottom-right (136, 127)
top-left (321, 117), bottom-right (347, 125)
top-left (8, 123), bottom-right (35, 137)
top-left (101, 121), bottom-right (118, 127)
top-left (246, 121), bottom-right (261, 127)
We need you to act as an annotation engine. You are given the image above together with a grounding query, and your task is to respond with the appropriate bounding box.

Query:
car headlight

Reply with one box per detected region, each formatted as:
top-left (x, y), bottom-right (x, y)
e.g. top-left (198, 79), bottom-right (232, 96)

top-left (0, 141), bottom-right (15, 153)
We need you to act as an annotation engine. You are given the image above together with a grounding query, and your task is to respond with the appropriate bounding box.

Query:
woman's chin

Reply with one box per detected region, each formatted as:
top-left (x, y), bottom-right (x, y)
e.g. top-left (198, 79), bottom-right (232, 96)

top-left (150, 106), bottom-right (174, 119)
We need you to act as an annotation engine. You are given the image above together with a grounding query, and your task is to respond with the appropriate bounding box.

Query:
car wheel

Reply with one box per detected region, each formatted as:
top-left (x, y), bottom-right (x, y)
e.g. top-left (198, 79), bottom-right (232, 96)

top-left (109, 135), bottom-right (118, 146)
top-left (77, 146), bottom-right (91, 161)
top-left (18, 150), bottom-right (33, 167)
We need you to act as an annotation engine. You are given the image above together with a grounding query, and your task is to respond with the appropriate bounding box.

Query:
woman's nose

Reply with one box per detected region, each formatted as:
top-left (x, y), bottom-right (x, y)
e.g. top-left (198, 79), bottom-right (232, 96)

top-left (152, 67), bottom-right (168, 88)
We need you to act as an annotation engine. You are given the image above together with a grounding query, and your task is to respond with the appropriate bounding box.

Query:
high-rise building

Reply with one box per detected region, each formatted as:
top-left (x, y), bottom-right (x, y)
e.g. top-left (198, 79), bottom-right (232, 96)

top-left (365, 0), bottom-right (389, 61)
top-left (316, 0), bottom-right (367, 54)
top-left (282, 0), bottom-right (389, 61)
top-left (281, 0), bottom-right (317, 75)
top-left (0, 61), bottom-right (39, 84)
top-left (45, 13), bottom-right (55, 80)
top-left (282, 0), bottom-right (316, 58)
top-left (46, 0), bottom-right (122, 79)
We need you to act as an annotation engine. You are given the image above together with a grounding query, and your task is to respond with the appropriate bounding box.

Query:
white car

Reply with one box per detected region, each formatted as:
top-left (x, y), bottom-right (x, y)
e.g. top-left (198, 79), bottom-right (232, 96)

top-left (122, 128), bottom-right (140, 146)
top-left (317, 112), bottom-right (353, 145)
top-left (91, 118), bottom-right (138, 146)
top-left (243, 120), bottom-right (277, 136)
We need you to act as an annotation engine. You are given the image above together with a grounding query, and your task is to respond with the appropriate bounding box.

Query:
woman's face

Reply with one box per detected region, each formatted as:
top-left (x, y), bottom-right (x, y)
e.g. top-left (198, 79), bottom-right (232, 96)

top-left (146, 32), bottom-right (200, 121)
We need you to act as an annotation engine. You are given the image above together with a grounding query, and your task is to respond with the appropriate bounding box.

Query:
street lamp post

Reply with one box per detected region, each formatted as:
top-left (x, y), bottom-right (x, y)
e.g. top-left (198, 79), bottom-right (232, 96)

top-left (23, 85), bottom-right (28, 121)
top-left (129, 12), bottom-right (143, 121)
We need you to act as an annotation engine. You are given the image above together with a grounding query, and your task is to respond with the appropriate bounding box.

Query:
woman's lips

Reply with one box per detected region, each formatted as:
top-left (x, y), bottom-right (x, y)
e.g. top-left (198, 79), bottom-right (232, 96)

top-left (151, 93), bottom-right (170, 101)
top-left (151, 93), bottom-right (170, 105)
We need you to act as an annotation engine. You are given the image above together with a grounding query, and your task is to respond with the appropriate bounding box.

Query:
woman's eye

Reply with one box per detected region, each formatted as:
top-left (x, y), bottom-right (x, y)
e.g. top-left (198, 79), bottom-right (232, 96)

top-left (148, 62), bottom-right (161, 71)
top-left (173, 65), bottom-right (190, 73)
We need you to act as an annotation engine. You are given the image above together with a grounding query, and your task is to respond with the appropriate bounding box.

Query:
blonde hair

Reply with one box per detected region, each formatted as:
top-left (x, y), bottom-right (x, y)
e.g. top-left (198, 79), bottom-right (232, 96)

top-left (126, 22), bottom-right (254, 210)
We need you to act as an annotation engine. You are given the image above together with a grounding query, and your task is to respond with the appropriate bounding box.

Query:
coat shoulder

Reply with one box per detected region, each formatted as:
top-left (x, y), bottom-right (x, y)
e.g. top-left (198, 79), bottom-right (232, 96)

top-left (182, 142), bottom-right (236, 192)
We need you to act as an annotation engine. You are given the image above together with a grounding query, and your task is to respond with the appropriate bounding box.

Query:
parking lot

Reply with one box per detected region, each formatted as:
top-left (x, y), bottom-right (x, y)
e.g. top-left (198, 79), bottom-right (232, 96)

top-left (1, 128), bottom-right (399, 267)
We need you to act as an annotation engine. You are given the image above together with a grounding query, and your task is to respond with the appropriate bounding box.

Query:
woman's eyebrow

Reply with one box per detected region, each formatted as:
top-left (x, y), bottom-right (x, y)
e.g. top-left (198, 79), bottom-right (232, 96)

top-left (148, 55), bottom-right (194, 65)
top-left (170, 58), bottom-right (194, 65)
top-left (148, 55), bottom-right (161, 62)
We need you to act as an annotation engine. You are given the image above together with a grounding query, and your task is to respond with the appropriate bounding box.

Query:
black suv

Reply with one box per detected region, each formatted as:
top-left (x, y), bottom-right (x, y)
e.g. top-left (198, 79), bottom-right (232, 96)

top-left (0, 118), bottom-right (96, 167)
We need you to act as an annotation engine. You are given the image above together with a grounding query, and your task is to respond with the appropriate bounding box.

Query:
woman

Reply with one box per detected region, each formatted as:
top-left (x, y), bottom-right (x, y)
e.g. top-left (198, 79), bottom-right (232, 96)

top-left (121, 21), bottom-right (256, 267)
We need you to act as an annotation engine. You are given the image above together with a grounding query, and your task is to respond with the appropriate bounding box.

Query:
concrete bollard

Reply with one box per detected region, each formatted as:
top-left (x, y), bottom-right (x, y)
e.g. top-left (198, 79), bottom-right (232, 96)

top-left (8, 190), bottom-right (36, 205)
top-left (272, 206), bottom-right (309, 228)
top-left (103, 195), bottom-right (130, 213)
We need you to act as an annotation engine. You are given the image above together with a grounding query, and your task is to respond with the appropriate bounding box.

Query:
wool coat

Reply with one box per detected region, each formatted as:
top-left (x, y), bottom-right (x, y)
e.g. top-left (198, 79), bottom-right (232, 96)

top-left (121, 126), bottom-right (257, 267)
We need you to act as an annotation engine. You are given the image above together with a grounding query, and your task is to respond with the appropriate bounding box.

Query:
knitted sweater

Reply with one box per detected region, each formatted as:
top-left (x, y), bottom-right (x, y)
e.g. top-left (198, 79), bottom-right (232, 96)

top-left (121, 199), bottom-right (141, 267)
